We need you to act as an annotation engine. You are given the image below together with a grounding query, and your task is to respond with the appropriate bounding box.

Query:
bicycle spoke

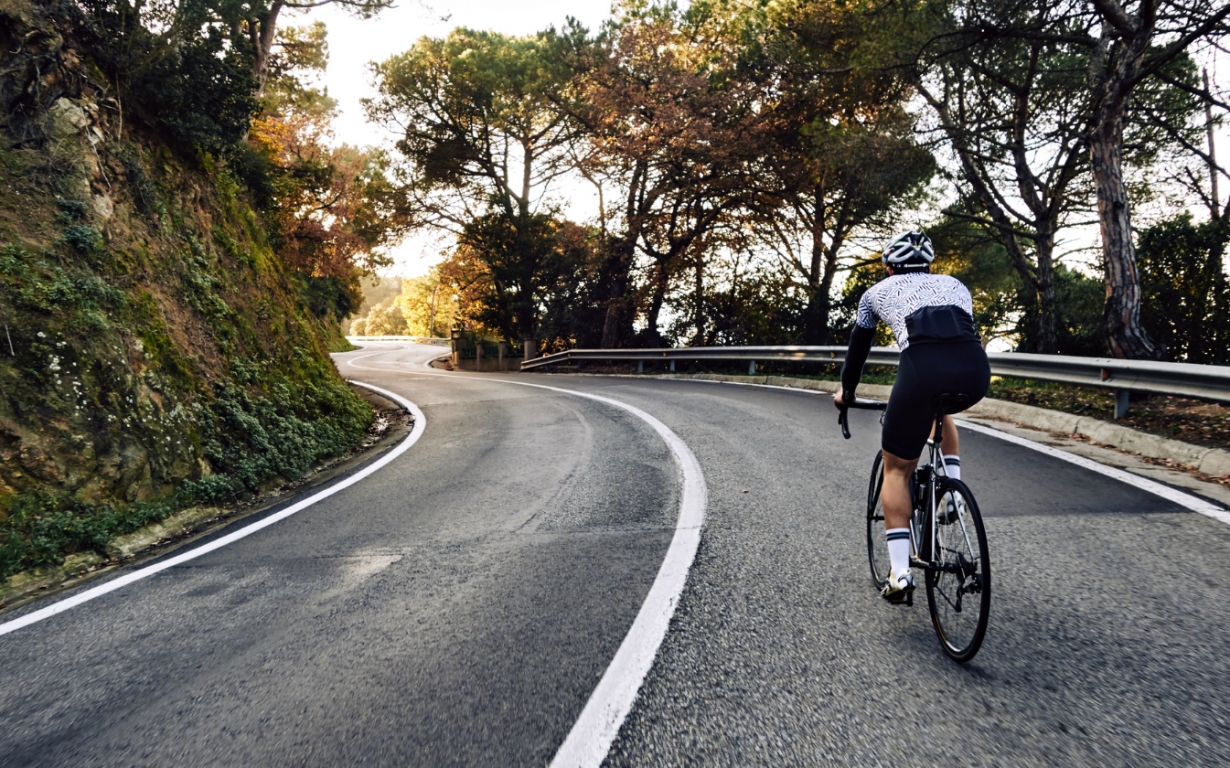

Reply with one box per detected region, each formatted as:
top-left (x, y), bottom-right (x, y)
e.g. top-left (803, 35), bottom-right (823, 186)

top-left (925, 479), bottom-right (991, 663)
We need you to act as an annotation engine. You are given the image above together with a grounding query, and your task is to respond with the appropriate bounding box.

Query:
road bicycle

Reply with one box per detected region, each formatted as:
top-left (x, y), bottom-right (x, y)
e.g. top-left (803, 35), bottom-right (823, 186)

top-left (838, 395), bottom-right (991, 663)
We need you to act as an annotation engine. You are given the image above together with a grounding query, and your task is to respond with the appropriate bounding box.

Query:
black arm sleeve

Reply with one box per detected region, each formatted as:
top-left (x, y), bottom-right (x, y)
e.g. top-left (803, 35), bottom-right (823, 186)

top-left (840, 324), bottom-right (876, 401)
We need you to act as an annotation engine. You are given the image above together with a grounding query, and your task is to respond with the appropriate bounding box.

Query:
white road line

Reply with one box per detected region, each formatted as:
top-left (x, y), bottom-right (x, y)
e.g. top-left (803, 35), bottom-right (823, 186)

top-left (667, 374), bottom-right (1230, 524)
top-left (345, 348), bottom-right (708, 768)
top-left (956, 419), bottom-right (1230, 525)
top-left (587, 370), bottom-right (1230, 523)
top-left (0, 382), bottom-right (427, 638)
top-left (519, 366), bottom-right (1230, 523)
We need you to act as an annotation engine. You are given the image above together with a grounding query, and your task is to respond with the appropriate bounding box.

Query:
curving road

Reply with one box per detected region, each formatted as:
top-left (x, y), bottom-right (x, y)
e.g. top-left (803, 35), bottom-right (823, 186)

top-left (1, 342), bottom-right (1228, 766)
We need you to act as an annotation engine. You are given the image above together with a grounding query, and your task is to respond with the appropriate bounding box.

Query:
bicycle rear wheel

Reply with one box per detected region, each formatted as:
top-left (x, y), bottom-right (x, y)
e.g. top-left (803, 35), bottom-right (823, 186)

top-left (866, 451), bottom-right (890, 591)
top-left (924, 478), bottom-right (991, 663)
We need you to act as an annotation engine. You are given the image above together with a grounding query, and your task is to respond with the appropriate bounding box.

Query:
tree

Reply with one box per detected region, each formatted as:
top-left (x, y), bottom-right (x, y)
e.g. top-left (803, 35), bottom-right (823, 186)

top-left (246, 24), bottom-right (398, 321)
top-left (250, 114), bottom-right (396, 278)
top-left (743, 0), bottom-right (935, 345)
top-left (75, 0), bottom-right (260, 152)
top-left (1138, 214), bottom-right (1230, 363)
top-left (572, 3), bottom-right (767, 346)
top-left (873, 0), bottom-right (1219, 357)
top-left (396, 267), bottom-right (456, 337)
top-left (351, 298), bottom-right (408, 335)
top-left (240, 0), bottom-right (393, 94)
top-left (755, 114), bottom-right (935, 345)
top-left (367, 27), bottom-right (584, 340)
top-left (905, 0), bottom-right (1097, 354)
top-left (1085, 0), bottom-right (1230, 358)
top-left (70, 0), bottom-right (390, 152)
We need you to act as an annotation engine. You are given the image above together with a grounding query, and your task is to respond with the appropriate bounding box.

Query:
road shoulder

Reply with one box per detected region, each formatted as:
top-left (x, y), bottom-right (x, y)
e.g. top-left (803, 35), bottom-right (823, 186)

top-left (0, 384), bottom-right (413, 615)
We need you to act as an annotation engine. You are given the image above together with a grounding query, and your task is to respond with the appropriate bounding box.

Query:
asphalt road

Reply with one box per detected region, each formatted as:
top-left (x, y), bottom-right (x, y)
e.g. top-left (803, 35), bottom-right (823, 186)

top-left (2, 342), bottom-right (1228, 766)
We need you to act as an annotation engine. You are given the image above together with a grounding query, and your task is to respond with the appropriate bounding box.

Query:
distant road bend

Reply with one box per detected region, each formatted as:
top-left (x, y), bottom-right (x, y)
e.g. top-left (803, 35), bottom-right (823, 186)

top-left (1, 341), bottom-right (1228, 767)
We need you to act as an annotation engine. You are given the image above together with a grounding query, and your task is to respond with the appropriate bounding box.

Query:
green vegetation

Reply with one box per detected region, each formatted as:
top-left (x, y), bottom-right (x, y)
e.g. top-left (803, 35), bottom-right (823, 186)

top-left (0, 1), bottom-right (383, 581)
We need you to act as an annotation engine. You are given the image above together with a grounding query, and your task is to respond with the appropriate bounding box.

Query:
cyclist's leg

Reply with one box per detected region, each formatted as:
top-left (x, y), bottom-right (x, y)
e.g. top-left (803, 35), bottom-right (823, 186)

top-left (880, 450), bottom-right (919, 531)
top-left (880, 449), bottom-right (919, 598)
top-left (939, 414), bottom-right (961, 479)
top-left (880, 349), bottom-right (935, 590)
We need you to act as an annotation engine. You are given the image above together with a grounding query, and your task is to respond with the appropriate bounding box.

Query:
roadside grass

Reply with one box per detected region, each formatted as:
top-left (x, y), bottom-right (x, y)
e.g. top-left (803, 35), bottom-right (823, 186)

top-left (986, 377), bottom-right (1230, 450)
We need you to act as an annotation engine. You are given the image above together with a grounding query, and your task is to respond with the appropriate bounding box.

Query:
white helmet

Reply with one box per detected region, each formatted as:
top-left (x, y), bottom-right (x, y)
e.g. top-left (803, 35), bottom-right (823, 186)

top-left (883, 231), bottom-right (934, 269)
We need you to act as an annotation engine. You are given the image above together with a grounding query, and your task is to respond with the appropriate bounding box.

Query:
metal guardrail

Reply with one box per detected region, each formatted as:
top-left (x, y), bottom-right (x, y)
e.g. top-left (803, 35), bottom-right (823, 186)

top-left (521, 345), bottom-right (1230, 414)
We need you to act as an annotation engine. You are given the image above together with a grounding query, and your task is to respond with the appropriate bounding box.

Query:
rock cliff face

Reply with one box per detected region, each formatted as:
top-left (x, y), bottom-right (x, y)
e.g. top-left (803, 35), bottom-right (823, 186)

top-left (0, 0), bottom-right (372, 578)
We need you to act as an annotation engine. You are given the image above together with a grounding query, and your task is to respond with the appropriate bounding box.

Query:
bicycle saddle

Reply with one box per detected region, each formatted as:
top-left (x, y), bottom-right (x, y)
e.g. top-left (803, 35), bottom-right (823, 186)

top-left (933, 392), bottom-right (972, 414)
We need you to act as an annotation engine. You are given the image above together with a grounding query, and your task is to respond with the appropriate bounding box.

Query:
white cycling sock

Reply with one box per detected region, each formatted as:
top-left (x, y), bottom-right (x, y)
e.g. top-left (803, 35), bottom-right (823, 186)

top-left (886, 528), bottom-right (911, 578)
top-left (943, 454), bottom-right (961, 481)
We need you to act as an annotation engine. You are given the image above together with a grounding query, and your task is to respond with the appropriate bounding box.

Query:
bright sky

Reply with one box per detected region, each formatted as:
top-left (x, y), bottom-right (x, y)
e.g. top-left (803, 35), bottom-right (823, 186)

top-left (303, 1), bottom-right (618, 276)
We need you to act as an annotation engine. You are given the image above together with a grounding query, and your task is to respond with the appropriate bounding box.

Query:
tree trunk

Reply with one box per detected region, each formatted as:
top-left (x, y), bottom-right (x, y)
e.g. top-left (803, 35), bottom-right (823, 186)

top-left (1034, 224), bottom-right (1057, 354)
top-left (1086, 5), bottom-right (1161, 360)
top-left (1091, 121), bottom-right (1161, 359)
top-left (802, 240), bottom-right (837, 345)
top-left (642, 262), bottom-right (670, 347)
top-left (691, 256), bottom-right (705, 346)
top-left (514, 254), bottom-right (537, 341)
top-left (600, 238), bottom-right (636, 348)
top-left (251, 2), bottom-right (283, 95)
top-left (601, 163), bottom-right (646, 349)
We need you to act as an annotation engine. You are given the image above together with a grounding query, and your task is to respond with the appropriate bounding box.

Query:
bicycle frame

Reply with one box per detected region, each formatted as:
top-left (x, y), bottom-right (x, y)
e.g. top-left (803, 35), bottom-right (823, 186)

top-left (910, 411), bottom-right (980, 580)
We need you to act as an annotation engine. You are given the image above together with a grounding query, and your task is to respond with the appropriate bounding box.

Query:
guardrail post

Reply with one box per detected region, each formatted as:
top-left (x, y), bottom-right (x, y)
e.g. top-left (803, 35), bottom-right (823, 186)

top-left (450, 329), bottom-right (462, 368)
top-left (475, 340), bottom-right (483, 371)
top-left (498, 342), bottom-right (506, 371)
top-left (749, 360), bottom-right (756, 376)
top-left (523, 338), bottom-right (536, 363)
top-left (637, 360), bottom-right (643, 374)
top-left (1114, 389), bottom-right (1130, 419)
top-left (669, 360), bottom-right (675, 373)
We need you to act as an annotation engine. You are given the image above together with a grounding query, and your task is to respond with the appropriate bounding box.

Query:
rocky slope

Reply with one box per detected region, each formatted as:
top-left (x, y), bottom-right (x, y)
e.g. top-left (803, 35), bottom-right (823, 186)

top-left (0, 0), bottom-right (372, 579)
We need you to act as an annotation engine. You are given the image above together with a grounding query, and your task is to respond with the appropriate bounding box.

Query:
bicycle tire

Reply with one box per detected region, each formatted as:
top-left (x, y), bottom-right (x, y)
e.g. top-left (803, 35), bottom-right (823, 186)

top-left (924, 478), bottom-right (991, 663)
top-left (866, 451), bottom-right (891, 591)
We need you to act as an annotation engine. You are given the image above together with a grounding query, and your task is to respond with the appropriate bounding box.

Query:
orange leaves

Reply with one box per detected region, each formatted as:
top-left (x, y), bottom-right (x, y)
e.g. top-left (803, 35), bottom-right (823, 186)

top-left (248, 112), bottom-right (394, 282)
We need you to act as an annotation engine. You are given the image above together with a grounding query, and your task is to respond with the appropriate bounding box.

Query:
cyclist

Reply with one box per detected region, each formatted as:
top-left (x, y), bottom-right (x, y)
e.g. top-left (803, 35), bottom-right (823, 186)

top-left (834, 231), bottom-right (991, 603)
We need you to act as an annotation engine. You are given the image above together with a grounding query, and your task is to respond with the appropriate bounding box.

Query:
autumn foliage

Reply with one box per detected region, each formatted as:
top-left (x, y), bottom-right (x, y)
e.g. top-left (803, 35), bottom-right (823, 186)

top-left (249, 111), bottom-right (393, 283)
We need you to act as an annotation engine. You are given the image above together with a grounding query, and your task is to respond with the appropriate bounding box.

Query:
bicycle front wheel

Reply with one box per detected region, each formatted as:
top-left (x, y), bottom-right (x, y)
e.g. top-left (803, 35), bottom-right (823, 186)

top-left (866, 451), bottom-right (890, 591)
top-left (925, 478), bottom-right (991, 663)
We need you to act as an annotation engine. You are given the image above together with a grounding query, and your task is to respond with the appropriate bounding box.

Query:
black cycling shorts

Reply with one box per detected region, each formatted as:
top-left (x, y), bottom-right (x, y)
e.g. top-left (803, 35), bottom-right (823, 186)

top-left (882, 340), bottom-right (991, 461)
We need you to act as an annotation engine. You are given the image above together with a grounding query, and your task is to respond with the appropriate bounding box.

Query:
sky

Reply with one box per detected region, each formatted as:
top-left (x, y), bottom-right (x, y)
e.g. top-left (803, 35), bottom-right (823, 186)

top-left (304, 1), bottom-right (618, 277)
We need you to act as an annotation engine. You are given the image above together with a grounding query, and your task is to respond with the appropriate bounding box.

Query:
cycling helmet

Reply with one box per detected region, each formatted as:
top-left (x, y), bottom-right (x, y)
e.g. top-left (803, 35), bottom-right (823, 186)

top-left (882, 231), bottom-right (934, 269)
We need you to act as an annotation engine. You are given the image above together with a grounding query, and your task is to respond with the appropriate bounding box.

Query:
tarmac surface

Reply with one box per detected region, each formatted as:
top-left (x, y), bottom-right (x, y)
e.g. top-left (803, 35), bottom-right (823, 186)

top-left (1, 342), bottom-right (1228, 766)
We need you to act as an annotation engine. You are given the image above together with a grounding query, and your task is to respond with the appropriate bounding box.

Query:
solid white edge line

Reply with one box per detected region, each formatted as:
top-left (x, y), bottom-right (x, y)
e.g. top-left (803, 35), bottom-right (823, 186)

top-left (0, 381), bottom-right (427, 638)
top-left (535, 384), bottom-right (705, 768)
top-left (534, 370), bottom-right (1230, 524)
top-left (345, 351), bottom-right (708, 768)
top-left (955, 419), bottom-right (1230, 525)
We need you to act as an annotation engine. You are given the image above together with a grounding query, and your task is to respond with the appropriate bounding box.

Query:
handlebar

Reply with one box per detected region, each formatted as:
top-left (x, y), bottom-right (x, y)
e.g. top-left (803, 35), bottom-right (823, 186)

top-left (836, 396), bottom-right (888, 439)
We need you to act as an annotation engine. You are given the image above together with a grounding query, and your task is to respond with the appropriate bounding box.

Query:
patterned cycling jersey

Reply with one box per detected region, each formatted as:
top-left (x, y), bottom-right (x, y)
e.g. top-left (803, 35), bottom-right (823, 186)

top-left (856, 273), bottom-right (975, 349)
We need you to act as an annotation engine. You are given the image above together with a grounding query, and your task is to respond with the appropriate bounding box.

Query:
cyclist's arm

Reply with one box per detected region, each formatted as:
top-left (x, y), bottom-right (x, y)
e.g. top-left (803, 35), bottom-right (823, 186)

top-left (839, 324), bottom-right (875, 403)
